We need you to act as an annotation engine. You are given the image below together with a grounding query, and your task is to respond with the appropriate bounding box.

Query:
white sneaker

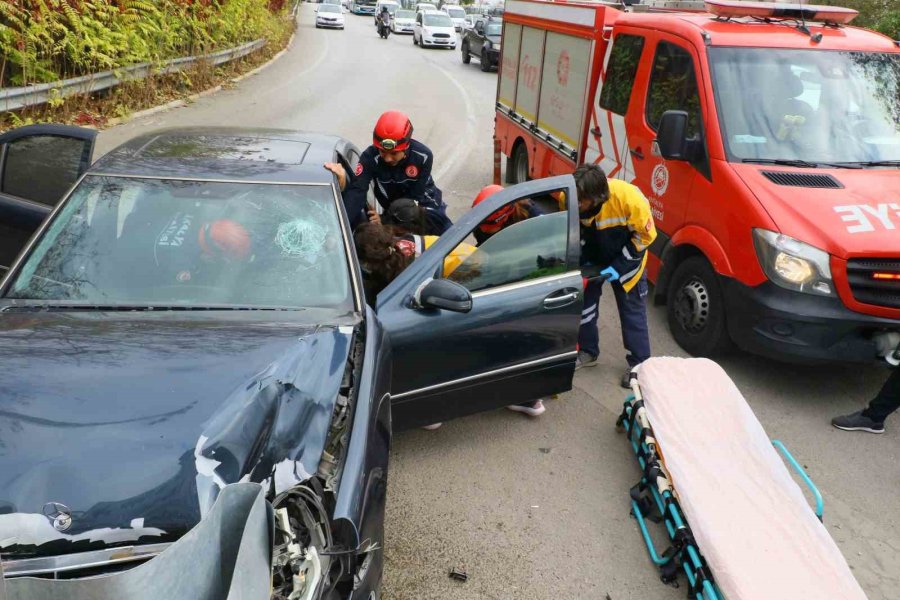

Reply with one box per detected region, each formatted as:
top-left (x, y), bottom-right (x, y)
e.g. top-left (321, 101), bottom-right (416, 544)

top-left (422, 422), bottom-right (442, 430)
top-left (507, 399), bottom-right (546, 416)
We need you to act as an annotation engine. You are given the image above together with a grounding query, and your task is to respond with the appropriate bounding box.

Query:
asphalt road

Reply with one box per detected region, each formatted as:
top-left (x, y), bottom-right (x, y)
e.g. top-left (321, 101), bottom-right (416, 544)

top-left (97, 5), bottom-right (900, 599)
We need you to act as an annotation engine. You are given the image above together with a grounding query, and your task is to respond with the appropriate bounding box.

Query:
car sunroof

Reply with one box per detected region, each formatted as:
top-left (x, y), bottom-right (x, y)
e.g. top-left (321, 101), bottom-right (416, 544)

top-left (139, 136), bottom-right (311, 164)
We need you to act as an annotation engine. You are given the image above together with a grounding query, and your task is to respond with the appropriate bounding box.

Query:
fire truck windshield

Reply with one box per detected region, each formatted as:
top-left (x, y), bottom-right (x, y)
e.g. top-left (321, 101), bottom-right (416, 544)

top-left (709, 48), bottom-right (900, 166)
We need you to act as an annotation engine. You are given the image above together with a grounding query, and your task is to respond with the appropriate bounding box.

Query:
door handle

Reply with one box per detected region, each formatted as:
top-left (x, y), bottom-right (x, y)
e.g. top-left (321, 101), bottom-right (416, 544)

top-left (543, 291), bottom-right (579, 309)
top-left (629, 147), bottom-right (644, 160)
top-left (590, 127), bottom-right (602, 138)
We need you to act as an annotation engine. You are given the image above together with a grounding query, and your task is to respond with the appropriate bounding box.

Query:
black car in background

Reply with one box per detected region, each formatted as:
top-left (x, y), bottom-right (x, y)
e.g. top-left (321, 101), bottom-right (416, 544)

top-left (461, 15), bottom-right (502, 71)
top-left (0, 127), bottom-right (584, 599)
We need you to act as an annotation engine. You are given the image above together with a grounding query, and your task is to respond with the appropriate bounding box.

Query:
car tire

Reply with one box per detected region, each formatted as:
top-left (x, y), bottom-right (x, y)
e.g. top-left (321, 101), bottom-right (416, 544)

top-left (666, 256), bottom-right (733, 357)
top-left (414, 33), bottom-right (418, 45)
top-left (461, 41), bottom-right (471, 63)
top-left (480, 49), bottom-right (491, 72)
top-left (507, 141), bottom-right (529, 184)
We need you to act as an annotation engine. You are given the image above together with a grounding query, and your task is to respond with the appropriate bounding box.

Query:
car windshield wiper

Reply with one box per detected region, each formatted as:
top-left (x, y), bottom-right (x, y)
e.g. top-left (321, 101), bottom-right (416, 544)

top-left (833, 160), bottom-right (900, 168)
top-left (741, 158), bottom-right (862, 169)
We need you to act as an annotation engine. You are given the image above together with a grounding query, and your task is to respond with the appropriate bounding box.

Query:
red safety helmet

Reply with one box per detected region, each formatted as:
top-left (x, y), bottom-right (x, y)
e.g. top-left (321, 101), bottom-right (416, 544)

top-left (472, 184), bottom-right (514, 233)
top-left (373, 111), bottom-right (413, 152)
top-left (198, 219), bottom-right (251, 261)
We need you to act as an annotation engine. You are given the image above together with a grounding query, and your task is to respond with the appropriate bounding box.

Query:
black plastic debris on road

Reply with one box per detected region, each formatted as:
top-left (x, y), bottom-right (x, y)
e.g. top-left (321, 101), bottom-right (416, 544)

top-left (449, 568), bottom-right (468, 582)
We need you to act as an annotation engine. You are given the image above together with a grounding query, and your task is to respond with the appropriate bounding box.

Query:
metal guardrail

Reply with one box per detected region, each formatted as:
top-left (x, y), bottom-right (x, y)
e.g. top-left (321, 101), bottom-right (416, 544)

top-left (0, 38), bottom-right (267, 112)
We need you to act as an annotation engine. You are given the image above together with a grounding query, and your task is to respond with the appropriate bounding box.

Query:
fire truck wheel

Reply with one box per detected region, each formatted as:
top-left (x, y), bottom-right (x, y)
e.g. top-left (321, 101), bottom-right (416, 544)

top-left (666, 256), bottom-right (732, 357)
top-left (480, 49), bottom-right (491, 72)
top-left (461, 41), bottom-right (471, 63)
top-left (508, 142), bottom-right (529, 184)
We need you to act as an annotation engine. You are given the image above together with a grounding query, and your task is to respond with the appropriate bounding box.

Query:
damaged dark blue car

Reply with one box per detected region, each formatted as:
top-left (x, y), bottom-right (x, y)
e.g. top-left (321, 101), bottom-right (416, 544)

top-left (0, 126), bottom-right (584, 599)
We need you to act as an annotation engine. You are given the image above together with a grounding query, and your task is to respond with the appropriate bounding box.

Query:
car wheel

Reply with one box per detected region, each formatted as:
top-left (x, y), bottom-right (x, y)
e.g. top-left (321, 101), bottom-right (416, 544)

top-left (461, 41), bottom-right (471, 63)
top-left (480, 49), bottom-right (491, 72)
top-left (507, 141), bottom-right (529, 184)
top-left (666, 256), bottom-right (733, 357)
top-left (414, 33), bottom-right (418, 45)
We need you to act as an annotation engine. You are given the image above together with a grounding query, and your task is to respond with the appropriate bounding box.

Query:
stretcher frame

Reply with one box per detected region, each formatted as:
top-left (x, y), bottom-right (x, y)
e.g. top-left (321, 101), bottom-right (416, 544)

top-left (615, 375), bottom-right (824, 599)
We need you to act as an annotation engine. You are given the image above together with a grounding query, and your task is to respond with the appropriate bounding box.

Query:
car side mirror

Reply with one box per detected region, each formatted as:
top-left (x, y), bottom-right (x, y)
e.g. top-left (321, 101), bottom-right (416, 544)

top-left (414, 279), bottom-right (473, 313)
top-left (656, 110), bottom-right (691, 161)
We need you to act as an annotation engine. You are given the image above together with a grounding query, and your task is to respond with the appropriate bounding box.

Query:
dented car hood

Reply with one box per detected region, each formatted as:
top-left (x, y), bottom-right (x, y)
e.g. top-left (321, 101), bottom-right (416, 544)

top-left (0, 309), bottom-right (356, 559)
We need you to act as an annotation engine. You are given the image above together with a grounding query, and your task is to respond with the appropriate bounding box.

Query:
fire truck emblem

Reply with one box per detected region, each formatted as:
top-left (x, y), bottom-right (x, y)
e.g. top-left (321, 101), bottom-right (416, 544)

top-left (651, 164), bottom-right (669, 196)
top-left (557, 50), bottom-right (570, 86)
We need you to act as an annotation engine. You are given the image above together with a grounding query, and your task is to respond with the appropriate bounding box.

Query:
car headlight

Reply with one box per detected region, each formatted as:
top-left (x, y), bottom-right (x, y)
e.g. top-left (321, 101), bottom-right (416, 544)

top-left (752, 229), bottom-right (833, 296)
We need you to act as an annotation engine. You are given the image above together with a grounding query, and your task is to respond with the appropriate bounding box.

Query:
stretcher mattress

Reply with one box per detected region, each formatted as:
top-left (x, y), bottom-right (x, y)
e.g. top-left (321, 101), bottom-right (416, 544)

top-left (635, 357), bottom-right (866, 600)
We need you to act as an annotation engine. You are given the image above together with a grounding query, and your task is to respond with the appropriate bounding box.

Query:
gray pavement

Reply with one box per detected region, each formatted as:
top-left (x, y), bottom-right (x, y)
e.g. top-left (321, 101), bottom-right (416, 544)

top-left (96, 5), bottom-right (900, 598)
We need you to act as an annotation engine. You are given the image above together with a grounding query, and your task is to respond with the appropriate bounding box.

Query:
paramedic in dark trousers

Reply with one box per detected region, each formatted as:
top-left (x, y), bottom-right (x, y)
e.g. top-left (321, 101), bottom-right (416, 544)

top-left (573, 164), bottom-right (657, 388)
top-left (832, 368), bottom-right (899, 434)
top-left (327, 110), bottom-right (452, 233)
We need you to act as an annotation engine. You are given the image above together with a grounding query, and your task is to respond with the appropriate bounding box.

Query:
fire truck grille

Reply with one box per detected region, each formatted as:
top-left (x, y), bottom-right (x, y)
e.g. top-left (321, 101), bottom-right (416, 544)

top-left (847, 258), bottom-right (900, 309)
top-left (760, 171), bottom-right (843, 189)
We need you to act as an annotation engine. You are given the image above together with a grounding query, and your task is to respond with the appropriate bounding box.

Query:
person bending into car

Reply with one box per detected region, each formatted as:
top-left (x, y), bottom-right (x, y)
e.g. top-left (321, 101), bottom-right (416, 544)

top-left (570, 164), bottom-right (657, 389)
top-left (325, 110), bottom-right (452, 234)
top-left (354, 221), bottom-right (475, 431)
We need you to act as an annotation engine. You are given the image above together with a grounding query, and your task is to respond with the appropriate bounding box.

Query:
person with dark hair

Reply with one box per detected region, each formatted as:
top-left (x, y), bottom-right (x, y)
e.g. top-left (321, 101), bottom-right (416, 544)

top-left (382, 197), bottom-right (428, 236)
top-left (571, 164), bottom-right (657, 388)
top-left (353, 222), bottom-right (414, 305)
top-left (324, 110), bottom-right (452, 234)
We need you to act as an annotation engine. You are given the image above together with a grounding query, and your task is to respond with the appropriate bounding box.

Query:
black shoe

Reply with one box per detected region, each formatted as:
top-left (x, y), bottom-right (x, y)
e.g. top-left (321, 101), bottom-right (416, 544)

top-left (620, 370), bottom-right (634, 390)
top-left (831, 410), bottom-right (885, 434)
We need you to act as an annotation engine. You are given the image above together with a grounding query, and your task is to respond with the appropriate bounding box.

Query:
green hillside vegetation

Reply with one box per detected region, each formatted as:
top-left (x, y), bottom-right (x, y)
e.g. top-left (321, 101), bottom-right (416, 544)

top-left (0, 0), bottom-right (291, 88)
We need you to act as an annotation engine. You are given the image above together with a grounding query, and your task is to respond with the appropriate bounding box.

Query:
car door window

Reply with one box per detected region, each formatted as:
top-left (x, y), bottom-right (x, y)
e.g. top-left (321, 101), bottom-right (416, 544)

top-left (444, 195), bottom-right (567, 293)
top-left (646, 41), bottom-right (702, 137)
top-left (599, 34), bottom-right (645, 116)
top-left (2, 135), bottom-right (89, 206)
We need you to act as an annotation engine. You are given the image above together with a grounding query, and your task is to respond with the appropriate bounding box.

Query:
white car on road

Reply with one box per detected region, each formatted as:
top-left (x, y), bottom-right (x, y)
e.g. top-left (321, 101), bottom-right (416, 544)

top-left (392, 9), bottom-right (416, 34)
top-left (414, 10), bottom-right (456, 49)
top-left (315, 3), bottom-right (345, 28)
top-left (442, 5), bottom-right (467, 31)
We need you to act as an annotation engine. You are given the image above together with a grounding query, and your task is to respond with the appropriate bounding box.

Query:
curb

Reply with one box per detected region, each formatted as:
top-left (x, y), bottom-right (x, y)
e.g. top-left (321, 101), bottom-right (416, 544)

top-left (103, 30), bottom-right (297, 129)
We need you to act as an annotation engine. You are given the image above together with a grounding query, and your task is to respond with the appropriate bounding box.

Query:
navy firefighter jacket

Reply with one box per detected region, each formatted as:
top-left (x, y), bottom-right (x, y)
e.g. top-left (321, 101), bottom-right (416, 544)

top-left (342, 139), bottom-right (450, 231)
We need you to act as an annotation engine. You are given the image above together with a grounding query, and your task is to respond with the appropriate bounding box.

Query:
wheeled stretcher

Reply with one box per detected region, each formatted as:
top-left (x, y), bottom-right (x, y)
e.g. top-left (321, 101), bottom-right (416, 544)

top-left (616, 357), bottom-right (867, 599)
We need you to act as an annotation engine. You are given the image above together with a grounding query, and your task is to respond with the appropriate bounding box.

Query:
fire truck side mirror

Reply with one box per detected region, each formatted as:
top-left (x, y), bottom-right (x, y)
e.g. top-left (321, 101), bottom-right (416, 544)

top-left (656, 110), bottom-right (690, 161)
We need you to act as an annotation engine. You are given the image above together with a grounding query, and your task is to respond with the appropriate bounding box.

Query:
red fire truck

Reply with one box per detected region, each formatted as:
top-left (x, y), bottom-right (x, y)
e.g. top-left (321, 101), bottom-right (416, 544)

top-left (494, 0), bottom-right (900, 363)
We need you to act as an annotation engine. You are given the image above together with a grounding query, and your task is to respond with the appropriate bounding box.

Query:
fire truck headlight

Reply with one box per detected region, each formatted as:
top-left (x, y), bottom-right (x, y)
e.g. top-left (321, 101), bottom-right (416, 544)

top-left (753, 229), bottom-right (833, 296)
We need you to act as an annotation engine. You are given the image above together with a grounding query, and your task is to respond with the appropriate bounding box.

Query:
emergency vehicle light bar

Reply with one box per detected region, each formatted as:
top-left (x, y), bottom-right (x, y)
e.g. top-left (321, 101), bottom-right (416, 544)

top-left (705, 0), bottom-right (858, 25)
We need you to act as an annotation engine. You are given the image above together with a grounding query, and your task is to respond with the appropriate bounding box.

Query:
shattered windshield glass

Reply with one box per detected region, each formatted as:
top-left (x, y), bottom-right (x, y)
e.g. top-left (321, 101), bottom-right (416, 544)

top-left (709, 48), bottom-right (900, 165)
top-left (5, 176), bottom-right (354, 309)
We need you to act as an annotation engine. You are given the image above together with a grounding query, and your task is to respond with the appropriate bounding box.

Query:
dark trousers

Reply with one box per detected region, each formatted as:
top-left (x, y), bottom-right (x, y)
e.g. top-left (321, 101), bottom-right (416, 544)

top-left (864, 368), bottom-right (900, 423)
top-left (579, 274), bottom-right (651, 368)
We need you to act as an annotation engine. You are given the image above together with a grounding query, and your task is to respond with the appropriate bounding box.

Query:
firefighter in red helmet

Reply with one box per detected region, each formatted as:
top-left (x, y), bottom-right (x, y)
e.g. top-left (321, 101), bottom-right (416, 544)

top-left (470, 184), bottom-right (544, 246)
top-left (327, 110), bottom-right (452, 234)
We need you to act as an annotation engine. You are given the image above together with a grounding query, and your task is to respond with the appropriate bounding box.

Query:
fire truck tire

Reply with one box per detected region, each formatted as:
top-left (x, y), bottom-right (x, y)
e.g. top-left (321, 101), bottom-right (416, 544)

top-left (462, 41), bottom-right (471, 63)
top-left (666, 256), bottom-right (732, 357)
top-left (508, 142), bottom-right (529, 184)
top-left (480, 49), bottom-right (491, 71)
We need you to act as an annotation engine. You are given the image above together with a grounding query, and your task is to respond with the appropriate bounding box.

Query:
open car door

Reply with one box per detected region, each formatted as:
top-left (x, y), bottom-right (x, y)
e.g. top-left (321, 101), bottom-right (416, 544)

top-left (377, 175), bottom-right (582, 430)
top-left (0, 125), bottom-right (96, 273)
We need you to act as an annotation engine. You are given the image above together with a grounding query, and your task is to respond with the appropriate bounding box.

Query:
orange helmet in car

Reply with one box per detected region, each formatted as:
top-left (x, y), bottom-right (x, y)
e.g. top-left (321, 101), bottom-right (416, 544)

top-left (472, 184), bottom-right (513, 233)
top-left (198, 219), bottom-right (251, 261)
top-left (373, 110), bottom-right (413, 152)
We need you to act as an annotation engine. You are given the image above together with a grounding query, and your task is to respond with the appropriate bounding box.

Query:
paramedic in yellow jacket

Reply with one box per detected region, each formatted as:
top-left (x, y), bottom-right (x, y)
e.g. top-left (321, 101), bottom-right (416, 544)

top-left (570, 164), bottom-right (657, 388)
